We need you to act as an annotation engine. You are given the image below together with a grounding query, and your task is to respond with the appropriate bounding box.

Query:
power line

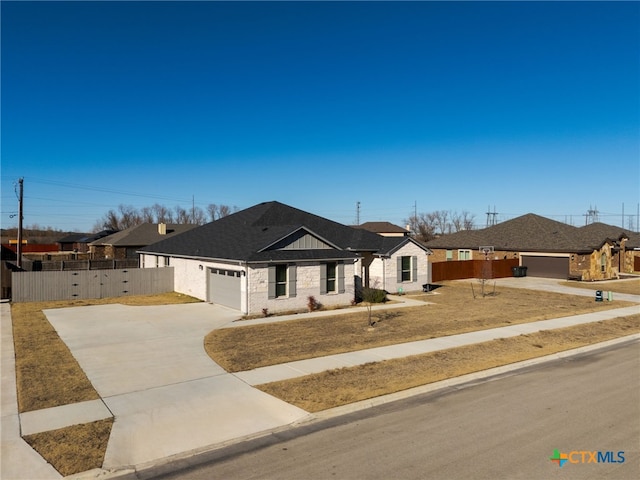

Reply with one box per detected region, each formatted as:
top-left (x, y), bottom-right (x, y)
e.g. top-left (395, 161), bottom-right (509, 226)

top-left (26, 177), bottom-right (191, 204)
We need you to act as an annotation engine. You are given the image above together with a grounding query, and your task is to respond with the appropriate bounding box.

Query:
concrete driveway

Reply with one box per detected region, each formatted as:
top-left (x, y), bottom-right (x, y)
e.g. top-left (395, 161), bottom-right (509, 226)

top-left (43, 302), bottom-right (309, 469)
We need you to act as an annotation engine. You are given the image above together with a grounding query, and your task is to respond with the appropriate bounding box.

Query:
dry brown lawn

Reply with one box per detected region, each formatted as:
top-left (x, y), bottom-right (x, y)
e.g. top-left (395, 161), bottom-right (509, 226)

top-left (258, 315), bottom-right (640, 412)
top-left (23, 419), bottom-right (113, 477)
top-left (205, 282), bottom-right (632, 372)
top-left (560, 278), bottom-right (640, 296)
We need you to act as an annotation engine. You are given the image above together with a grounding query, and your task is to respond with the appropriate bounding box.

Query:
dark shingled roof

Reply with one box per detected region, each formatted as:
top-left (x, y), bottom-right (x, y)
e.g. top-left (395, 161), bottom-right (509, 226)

top-left (140, 201), bottom-right (427, 262)
top-left (356, 222), bottom-right (409, 235)
top-left (577, 222), bottom-right (634, 248)
top-left (425, 214), bottom-right (633, 253)
top-left (58, 230), bottom-right (117, 244)
top-left (91, 224), bottom-right (197, 247)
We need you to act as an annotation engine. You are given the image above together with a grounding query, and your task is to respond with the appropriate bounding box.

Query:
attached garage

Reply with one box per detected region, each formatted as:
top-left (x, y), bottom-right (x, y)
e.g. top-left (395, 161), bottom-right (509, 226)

top-left (521, 255), bottom-right (569, 279)
top-left (207, 268), bottom-right (241, 310)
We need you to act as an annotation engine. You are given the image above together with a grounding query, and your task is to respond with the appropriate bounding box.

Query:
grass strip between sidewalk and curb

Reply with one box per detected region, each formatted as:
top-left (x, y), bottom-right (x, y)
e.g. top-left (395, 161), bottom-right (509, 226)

top-left (22, 418), bottom-right (114, 477)
top-left (257, 315), bottom-right (640, 413)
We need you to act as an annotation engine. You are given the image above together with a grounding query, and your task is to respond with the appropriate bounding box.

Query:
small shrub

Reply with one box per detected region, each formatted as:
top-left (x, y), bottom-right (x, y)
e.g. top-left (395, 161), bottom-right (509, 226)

top-left (361, 288), bottom-right (387, 304)
top-left (307, 296), bottom-right (319, 312)
top-left (262, 308), bottom-right (269, 317)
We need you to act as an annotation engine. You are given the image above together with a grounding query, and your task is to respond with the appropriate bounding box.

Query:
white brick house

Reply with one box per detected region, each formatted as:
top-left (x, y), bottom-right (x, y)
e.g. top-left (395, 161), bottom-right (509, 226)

top-left (139, 201), bottom-right (431, 315)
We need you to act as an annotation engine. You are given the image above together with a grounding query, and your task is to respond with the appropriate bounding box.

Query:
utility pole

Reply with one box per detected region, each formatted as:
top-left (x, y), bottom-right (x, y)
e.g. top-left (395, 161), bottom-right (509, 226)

top-left (356, 201), bottom-right (360, 225)
top-left (17, 178), bottom-right (24, 268)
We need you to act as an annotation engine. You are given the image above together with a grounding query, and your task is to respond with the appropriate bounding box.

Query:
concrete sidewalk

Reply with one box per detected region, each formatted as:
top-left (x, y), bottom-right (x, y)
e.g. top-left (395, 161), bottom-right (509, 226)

top-left (1, 278), bottom-right (638, 479)
top-left (1, 302), bottom-right (62, 480)
top-left (234, 304), bottom-right (640, 385)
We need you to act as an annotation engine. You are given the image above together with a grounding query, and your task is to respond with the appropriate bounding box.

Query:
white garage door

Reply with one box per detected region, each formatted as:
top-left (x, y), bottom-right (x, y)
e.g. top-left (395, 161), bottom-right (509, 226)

top-left (208, 268), bottom-right (241, 310)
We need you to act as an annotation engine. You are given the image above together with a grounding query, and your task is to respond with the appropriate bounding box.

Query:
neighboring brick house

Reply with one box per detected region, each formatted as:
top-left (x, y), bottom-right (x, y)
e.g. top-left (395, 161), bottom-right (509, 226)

top-left (139, 201), bottom-right (431, 315)
top-left (57, 230), bottom-right (117, 253)
top-left (425, 213), bottom-right (638, 281)
top-left (90, 223), bottom-right (197, 260)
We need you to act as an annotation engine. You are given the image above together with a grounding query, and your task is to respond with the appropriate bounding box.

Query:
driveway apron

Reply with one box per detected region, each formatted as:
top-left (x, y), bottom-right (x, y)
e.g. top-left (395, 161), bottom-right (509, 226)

top-left (43, 303), bottom-right (309, 469)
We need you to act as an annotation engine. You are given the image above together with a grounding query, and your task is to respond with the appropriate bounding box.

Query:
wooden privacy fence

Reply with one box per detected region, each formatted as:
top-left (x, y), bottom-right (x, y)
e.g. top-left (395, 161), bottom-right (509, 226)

top-left (431, 259), bottom-right (519, 282)
top-left (11, 267), bottom-right (174, 303)
top-left (21, 258), bottom-right (139, 271)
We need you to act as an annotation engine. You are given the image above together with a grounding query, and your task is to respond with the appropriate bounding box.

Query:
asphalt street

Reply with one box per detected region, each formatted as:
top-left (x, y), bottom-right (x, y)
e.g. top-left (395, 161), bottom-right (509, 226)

top-left (153, 339), bottom-right (640, 480)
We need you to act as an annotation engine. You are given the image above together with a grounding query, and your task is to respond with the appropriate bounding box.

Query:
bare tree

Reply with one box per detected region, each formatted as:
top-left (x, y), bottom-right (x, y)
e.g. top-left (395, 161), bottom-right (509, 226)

top-left (151, 203), bottom-right (173, 223)
top-left (191, 206), bottom-right (207, 225)
top-left (117, 205), bottom-right (141, 229)
top-left (461, 211), bottom-right (475, 231)
top-left (207, 203), bottom-right (219, 222)
top-left (218, 205), bottom-right (232, 218)
top-left (140, 206), bottom-right (154, 223)
top-left (207, 203), bottom-right (237, 222)
top-left (95, 208), bottom-right (120, 231)
top-left (174, 205), bottom-right (190, 224)
top-left (404, 213), bottom-right (437, 242)
top-left (432, 210), bottom-right (449, 235)
top-left (406, 208), bottom-right (477, 241)
top-left (93, 201), bottom-right (235, 232)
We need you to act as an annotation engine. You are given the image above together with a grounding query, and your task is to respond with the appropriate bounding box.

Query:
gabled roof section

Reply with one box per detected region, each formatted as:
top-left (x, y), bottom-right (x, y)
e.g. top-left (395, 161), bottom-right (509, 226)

top-left (91, 223), bottom-right (197, 247)
top-left (59, 230), bottom-right (118, 244)
top-left (376, 236), bottom-right (432, 257)
top-left (140, 201), bottom-right (389, 262)
top-left (356, 222), bottom-right (409, 235)
top-left (425, 214), bottom-right (589, 253)
top-left (57, 233), bottom-right (91, 243)
top-left (577, 222), bottom-right (632, 249)
top-left (259, 226), bottom-right (339, 252)
top-left (625, 231), bottom-right (640, 249)
top-left (425, 214), bottom-right (640, 253)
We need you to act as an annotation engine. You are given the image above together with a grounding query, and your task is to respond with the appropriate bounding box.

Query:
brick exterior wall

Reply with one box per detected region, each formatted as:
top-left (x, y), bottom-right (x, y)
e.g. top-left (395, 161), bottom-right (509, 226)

top-left (369, 242), bottom-right (430, 293)
top-left (248, 261), bottom-right (356, 315)
top-left (142, 254), bottom-right (357, 315)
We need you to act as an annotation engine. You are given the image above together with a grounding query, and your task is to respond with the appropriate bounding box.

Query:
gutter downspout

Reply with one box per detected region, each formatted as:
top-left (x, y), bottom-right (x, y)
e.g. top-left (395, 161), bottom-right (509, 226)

top-left (243, 262), bottom-right (249, 316)
top-left (382, 257), bottom-right (386, 291)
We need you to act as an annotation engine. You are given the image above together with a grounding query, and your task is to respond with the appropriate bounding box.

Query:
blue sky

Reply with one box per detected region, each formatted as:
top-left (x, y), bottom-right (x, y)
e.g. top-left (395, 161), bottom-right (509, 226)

top-left (2, 1), bottom-right (639, 232)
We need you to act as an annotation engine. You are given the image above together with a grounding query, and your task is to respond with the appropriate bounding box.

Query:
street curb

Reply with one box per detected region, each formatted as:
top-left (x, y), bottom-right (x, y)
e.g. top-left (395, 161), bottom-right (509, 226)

top-left (309, 332), bottom-right (640, 421)
top-left (70, 332), bottom-right (640, 480)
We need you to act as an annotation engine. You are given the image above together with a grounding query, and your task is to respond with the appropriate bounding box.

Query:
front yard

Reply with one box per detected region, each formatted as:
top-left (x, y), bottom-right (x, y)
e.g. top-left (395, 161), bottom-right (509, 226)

top-left (204, 281), bottom-right (636, 372)
top-left (9, 280), bottom-right (639, 475)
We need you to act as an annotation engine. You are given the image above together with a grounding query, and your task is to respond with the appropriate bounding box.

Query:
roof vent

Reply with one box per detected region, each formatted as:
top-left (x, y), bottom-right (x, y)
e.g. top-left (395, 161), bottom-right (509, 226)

top-left (158, 223), bottom-right (167, 235)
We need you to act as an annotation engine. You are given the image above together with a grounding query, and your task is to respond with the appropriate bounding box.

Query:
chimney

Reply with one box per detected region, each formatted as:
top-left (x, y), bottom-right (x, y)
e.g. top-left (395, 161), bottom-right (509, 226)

top-left (158, 223), bottom-right (167, 235)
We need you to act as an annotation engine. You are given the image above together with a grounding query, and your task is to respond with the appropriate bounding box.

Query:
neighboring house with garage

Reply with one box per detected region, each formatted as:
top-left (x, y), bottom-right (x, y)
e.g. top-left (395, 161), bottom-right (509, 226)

top-left (89, 223), bottom-right (197, 260)
top-left (139, 201), bottom-right (431, 314)
top-left (425, 213), bottom-right (638, 281)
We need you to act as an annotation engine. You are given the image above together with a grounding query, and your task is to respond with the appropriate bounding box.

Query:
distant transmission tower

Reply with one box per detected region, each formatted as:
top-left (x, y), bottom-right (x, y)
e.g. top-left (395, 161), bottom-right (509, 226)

top-left (355, 201), bottom-right (360, 225)
top-left (485, 205), bottom-right (498, 227)
top-left (584, 205), bottom-right (599, 225)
